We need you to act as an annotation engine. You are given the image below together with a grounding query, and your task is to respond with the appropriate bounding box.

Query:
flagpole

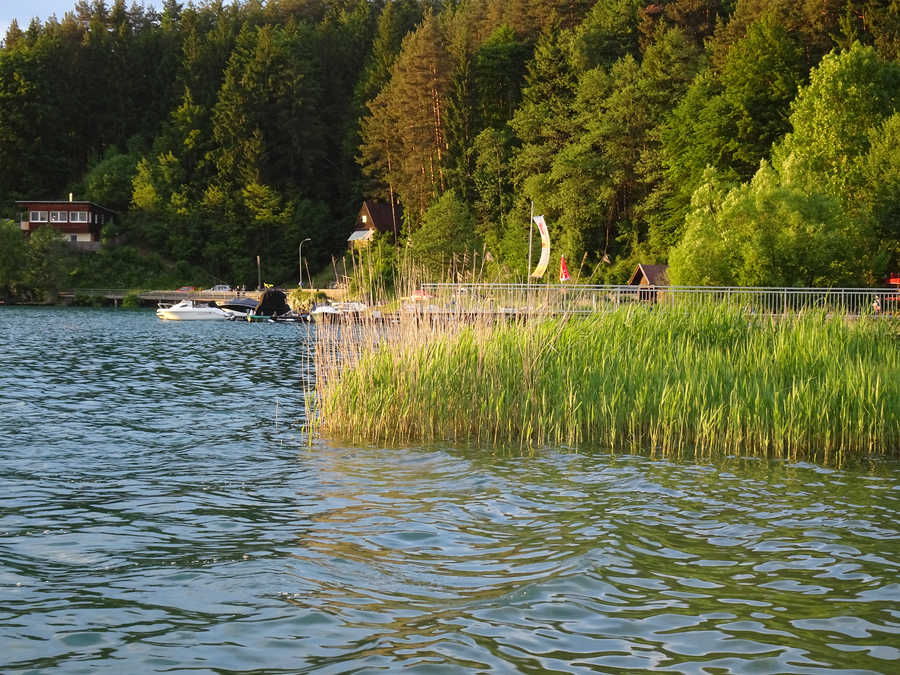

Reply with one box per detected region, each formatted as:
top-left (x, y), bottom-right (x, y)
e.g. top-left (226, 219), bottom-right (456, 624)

top-left (527, 200), bottom-right (534, 315)
top-left (527, 200), bottom-right (534, 280)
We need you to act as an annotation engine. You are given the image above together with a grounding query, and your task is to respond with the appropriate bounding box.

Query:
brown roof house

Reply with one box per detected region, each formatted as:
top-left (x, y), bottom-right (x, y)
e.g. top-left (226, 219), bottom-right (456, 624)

top-left (628, 263), bottom-right (669, 286)
top-left (16, 196), bottom-right (115, 251)
top-left (628, 263), bottom-right (669, 302)
top-left (348, 200), bottom-right (401, 246)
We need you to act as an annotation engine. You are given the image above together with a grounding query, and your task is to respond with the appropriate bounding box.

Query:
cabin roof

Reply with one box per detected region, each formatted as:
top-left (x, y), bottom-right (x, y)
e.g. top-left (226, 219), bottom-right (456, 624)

top-left (348, 229), bottom-right (376, 242)
top-left (627, 263), bottom-right (669, 286)
top-left (359, 199), bottom-right (400, 232)
top-left (16, 200), bottom-right (116, 214)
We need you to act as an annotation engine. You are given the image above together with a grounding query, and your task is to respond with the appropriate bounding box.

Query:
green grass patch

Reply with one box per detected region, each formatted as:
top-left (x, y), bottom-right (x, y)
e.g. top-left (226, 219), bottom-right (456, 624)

top-left (312, 305), bottom-right (899, 464)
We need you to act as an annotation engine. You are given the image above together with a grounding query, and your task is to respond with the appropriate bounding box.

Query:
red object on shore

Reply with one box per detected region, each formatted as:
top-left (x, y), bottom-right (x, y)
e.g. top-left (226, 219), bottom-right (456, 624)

top-left (559, 255), bottom-right (570, 282)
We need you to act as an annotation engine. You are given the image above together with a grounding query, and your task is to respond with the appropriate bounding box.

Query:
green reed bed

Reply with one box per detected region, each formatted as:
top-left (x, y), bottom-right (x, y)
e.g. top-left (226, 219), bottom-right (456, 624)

top-left (312, 305), bottom-right (899, 463)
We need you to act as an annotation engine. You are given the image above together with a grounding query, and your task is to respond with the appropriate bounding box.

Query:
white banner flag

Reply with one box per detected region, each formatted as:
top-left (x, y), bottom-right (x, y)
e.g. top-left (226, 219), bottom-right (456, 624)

top-left (530, 215), bottom-right (550, 278)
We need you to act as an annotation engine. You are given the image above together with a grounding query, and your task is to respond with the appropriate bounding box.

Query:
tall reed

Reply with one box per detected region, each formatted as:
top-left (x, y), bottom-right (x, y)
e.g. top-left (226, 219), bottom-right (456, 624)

top-left (311, 304), bottom-right (899, 464)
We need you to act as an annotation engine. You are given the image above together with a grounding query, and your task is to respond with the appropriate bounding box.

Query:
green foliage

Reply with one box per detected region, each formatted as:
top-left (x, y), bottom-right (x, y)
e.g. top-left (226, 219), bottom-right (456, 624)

top-left (863, 113), bottom-right (900, 272)
top-left (509, 33), bottom-right (578, 201)
top-left (210, 22), bottom-right (325, 193)
top-left (666, 169), bottom-right (740, 286)
top-left (2, 225), bottom-right (222, 302)
top-left (71, 293), bottom-right (105, 307)
top-left (471, 127), bottom-right (515, 247)
top-left (540, 27), bottom-right (704, 280)
top-left (0, 3), bottom-right (178, 205)
top-left (719, 14), bottom-right (805, 172)
top-left (347, 233), bottom-right (399, 299)
top-left (773, 43), bottom-right (900, 278)
top-left (354, 0), bottom-right (423, 107)
top-left (775, 43), bottom-right (900, 199)
top-left (131, 157), bottom-right (162, 213)
top-left (359, 12), bottom-right (453, 227)
top-left (670, 43), bottom-right (900, 286)
top-left (648, 14), bottom-right (805, 258)
top-left (408, 189), bottom-right (481, 277)
top-left (669, 164), bottom-right (868, 287)
top-left (0, 220), bottom-right (26, 297)
top-left (287, 288), bottom-right (314, 311)
top-left (568, 0), bottom-right (643, 71)
top-left (83, 147), bottom-right (141, 213)
top-left (471, 26), bottom-right (531, 131)
top-left (26, 226), bottom-right (73, 298)
top-left (650, 72), bottom-right (735, 251)
top-left (67, 245), bottom-right (201, 289)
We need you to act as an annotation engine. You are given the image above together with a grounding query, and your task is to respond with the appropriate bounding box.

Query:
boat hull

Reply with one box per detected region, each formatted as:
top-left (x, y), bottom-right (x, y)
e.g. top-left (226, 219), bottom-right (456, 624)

top-left (156, 308), bottom-right (229, 320)
top-left (156, 299), bottom-right (230, 321)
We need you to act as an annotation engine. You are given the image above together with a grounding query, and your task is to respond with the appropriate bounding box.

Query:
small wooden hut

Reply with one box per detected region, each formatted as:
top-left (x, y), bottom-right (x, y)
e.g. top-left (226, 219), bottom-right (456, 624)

top-left (347, 200), bottom-right (401, 247)
top-left (627, 264), bottom-right (669, 302)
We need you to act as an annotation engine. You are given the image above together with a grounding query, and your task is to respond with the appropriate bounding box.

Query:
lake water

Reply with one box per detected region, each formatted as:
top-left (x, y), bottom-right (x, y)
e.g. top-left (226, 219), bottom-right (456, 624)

top-left (1, 306), bottom-right (899, 674)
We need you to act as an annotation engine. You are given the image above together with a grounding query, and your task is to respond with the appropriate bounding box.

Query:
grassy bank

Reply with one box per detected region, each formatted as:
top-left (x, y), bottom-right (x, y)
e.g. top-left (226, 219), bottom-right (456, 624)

top-left (312, 306), bottom-right (899, 464)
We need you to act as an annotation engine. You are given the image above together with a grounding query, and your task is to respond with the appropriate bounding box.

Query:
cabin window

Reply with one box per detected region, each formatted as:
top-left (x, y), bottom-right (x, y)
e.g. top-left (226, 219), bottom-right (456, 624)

top-left (69, 211), bottom-right (89, 223)
top-left (49, 211), bottom-right (68, 222)
top-left (29, 211), bottom-right (48, 222)
top-left (361, 215), bottom-right (367, 223)
top-left (70, 235), bottom-right (77, 242)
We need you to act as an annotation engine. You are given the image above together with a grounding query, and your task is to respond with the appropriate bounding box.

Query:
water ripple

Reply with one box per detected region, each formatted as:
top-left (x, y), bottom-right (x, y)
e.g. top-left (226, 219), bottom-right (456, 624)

top-left (1, 308), bottom-right (898, 673)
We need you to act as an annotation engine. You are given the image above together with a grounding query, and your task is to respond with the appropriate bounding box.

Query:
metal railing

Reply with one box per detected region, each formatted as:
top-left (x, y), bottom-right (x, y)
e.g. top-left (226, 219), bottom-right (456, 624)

top-left (57, 284), bottom-right (899, 317)
top-left (421, 283), bottom-right (900, 317)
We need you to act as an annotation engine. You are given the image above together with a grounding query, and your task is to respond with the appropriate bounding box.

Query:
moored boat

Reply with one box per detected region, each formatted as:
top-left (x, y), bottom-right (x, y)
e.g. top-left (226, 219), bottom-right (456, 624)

top-left (217, 296), bottom-right (259, 320)
top-left (309, 304), bottom-right (340, 322)
top-left (224, 288), bottom-right (310, 323)
top-left (157, 299), bottom-right (230, 321)
top-left (309, 301), bottom-right (369, 322)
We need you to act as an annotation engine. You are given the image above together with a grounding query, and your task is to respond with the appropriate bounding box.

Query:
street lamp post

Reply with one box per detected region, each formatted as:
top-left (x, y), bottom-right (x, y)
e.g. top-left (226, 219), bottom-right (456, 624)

top-left (298, 238), bottom-right (311, 289)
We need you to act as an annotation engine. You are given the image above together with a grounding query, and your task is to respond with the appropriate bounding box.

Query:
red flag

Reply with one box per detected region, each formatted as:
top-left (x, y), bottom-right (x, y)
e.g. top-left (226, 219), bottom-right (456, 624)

top-left (559, 254), bottom-right (570, 281)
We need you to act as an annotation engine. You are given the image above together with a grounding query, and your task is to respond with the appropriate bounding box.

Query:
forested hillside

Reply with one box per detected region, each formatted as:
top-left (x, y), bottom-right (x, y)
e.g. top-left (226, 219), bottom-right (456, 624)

top-left (1, 0), bottom-right (898, 293)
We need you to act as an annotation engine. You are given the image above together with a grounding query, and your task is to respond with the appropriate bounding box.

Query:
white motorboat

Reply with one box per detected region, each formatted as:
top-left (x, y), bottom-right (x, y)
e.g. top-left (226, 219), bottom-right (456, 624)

top-left (309, 304), bottom-right (340, 322)
top-left (309, 301), bottom-right (370, 322)
top-left (156, 299), bottom-right (230, 321)
top-left (334, 301), bottom-right (368, 315)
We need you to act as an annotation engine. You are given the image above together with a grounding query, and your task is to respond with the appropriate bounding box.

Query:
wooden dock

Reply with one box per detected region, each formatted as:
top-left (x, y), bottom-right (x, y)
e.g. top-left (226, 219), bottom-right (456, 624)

top-left (58, 289), bottom-right (264, 305)
top-left (57, 286), bottom-right (346, 305)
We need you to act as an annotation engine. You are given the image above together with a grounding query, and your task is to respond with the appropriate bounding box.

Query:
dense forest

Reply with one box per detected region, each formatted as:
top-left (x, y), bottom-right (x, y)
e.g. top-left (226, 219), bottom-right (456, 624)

top-left (1, 0), bottom-right (899, 297)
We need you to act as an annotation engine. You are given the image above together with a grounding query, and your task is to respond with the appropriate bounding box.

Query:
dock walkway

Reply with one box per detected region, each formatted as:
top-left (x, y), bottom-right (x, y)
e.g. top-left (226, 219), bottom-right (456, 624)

top-left (58, 289), bottom-right (264, 305)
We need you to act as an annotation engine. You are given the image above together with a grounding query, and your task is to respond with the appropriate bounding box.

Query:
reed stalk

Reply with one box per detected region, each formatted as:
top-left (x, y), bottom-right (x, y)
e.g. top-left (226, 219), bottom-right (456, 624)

top-left (310, 301), bottom-right (899, 465)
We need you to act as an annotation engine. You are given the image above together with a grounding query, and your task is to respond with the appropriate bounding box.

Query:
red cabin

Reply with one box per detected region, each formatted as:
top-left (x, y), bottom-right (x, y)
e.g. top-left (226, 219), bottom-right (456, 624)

top-left (16, 198), bottom-right (115, 250)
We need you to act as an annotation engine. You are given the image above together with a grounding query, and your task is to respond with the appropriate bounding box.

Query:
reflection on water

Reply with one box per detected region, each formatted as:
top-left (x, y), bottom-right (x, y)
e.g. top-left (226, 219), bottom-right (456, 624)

top-left (1, 307), bottom-right (898, 673)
